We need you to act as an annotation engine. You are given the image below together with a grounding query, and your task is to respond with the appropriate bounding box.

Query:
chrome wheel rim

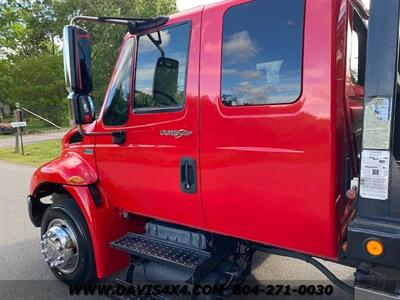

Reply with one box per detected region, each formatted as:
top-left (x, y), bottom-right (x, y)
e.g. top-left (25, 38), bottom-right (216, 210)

top-left (41, 218), bottom-right (79, 274)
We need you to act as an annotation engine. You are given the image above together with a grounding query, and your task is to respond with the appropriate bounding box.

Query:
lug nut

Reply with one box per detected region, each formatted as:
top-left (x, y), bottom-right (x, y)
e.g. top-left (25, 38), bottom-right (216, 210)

top-left (56, 260), bottom-right (63, 266)
top-left (41, 249), bottom-right (48, 254)
top-left (45, 258), bottom-right (50, 262)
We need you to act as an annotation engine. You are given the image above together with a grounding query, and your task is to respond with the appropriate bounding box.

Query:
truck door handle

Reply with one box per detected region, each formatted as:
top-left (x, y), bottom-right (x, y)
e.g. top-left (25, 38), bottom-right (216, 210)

top-left (112, 130), bottom-right (126, 145)
top-left (180, 158), bottom-right (196, 194)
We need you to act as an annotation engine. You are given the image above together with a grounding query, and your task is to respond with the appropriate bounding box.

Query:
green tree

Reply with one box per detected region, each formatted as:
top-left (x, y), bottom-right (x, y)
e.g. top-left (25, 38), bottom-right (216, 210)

top-left (0, 0), bottom-right (58, 58)
top-left (53, 0), bottom-right (177, 104)
top-left (0, 60), bottom-right (11, 105)
top-left (0, 0), bottom-right (177, 118)
top-left (0, 0), bottom-right (61, 114)
top-left (9, 53), bottom-right (67, 124)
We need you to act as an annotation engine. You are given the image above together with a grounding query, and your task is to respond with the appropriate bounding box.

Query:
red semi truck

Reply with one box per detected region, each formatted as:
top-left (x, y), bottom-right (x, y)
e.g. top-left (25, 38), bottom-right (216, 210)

top-left (27, 0), bottom-right (400, 298)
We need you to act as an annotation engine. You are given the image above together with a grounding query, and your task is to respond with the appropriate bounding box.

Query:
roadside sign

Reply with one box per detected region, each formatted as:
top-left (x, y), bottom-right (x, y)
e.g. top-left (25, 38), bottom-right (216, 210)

top-left (10, 121), bottom-right (27, 128)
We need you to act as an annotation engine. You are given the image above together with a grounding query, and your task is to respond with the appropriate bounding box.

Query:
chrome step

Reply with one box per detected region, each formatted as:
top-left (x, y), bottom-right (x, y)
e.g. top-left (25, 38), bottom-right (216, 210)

top-left (110, 233), bottom-right (211, 273)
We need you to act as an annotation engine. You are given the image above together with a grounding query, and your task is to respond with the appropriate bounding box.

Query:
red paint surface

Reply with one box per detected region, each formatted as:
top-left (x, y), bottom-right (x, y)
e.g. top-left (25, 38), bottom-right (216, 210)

top-left (63, 185), bottom-right (145, 278)
top-left (30, 0), bottom-right (367, 278)
top-left (94, 10), bottom-right (206, 229)
top-left (199, 0), bottom-right (338, 259)
top-left (31, 151), bottom-right (97, 189)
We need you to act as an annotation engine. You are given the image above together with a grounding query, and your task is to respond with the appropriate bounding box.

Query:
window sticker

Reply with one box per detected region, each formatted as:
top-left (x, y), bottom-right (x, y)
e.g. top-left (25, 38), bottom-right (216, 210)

top-left (360, 150), bottom-right (390, 200)
top-left (256, 60), bottom-right (284, 85)
top-left (362, 97), bottom-right (392, 150)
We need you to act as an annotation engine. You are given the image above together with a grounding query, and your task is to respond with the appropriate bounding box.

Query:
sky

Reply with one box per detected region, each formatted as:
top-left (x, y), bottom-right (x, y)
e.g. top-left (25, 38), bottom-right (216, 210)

top-left (176, 0), bottom-right (221, 11)
top-left (177, 0), bottom-right (371, 11)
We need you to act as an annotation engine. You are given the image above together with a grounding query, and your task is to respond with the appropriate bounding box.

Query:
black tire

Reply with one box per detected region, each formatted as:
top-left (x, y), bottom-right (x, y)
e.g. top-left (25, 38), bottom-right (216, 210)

top-left (41, 193), bottom-right (97, 284)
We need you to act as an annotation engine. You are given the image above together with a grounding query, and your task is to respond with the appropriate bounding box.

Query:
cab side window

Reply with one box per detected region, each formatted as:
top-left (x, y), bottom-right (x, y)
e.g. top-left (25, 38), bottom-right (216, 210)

top-left (348, 10), bottom-right (367, 86)
top-left (103, 38), bottom-right (134, 126)
top-left (221, 0), bottom-right (305, 106)
top-left (134, 23), bottom-right (190, 111)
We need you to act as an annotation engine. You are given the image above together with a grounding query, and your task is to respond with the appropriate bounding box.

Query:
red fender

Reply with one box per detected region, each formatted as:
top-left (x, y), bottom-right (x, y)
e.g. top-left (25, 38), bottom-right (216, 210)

top-left (30, 151), bottom-right (98, 189)
top-left (63, 185), bottom-right (144, 278)
top-left (30, 151), bottom-right (145, 278)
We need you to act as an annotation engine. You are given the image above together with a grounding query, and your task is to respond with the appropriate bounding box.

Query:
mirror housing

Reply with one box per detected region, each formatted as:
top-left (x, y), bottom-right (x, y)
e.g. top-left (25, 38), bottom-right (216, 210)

top-left (69, 94), bottom-right (95, 125)
top-left (152, 57), bottom-right (179, 105)
top-left (63, 25), bottom-right (93, 94)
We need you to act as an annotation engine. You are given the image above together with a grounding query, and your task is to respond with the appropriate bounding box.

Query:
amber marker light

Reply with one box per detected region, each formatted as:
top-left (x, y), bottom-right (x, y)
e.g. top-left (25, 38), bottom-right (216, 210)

top-left (365, 239), bottom-right (384, 257)
top-left (66, 176), bottom-right (85, 184)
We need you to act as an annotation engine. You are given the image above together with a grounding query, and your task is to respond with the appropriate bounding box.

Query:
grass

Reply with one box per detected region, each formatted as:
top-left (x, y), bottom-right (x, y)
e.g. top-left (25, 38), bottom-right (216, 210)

top-left (0, 134), bottom-right (13, 139)
top-left (0, 139), bottom-right (60, 166)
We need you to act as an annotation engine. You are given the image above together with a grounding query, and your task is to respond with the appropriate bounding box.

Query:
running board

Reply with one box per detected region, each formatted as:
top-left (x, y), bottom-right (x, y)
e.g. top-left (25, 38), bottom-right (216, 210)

top-left (110, 233), bottom-right (212, 273)
top-left (109, 231), bottom-right (241, 299)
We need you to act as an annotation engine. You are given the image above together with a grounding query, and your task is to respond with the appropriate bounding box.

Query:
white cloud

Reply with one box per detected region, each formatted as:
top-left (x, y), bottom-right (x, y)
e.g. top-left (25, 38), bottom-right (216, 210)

top-left (139, 30), bottom-right (171, 53)
top-left (226, 80), bottom-right (300, 105)
top-left (223, 31), bottom-right (259, 62)
top-left (177, 0), bottom-right (223, 11)
top-left (223, 68), bottom-right (263, 80)
top-left (136, 65), bottom-right (156, 82)
top-left (222, 68), bottom-right (239, 75)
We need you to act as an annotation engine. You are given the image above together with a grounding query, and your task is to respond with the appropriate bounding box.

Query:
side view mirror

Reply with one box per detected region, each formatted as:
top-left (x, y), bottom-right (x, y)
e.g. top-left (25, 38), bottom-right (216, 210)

top-left (63, 25), bottom-right (93, 94)
top-left (153, 57), bottom-right (179, 105)
top-left (69, 94), bottom-right (95, 125)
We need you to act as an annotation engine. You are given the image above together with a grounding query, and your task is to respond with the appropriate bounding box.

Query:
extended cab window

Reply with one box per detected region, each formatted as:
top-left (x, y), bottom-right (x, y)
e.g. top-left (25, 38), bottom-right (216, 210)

top-left (221, 0), bottom-right (305, 106)
top-left (103, 38), bottom-right (134, 126)
top-left (134, 23), bottom-right (190, 111)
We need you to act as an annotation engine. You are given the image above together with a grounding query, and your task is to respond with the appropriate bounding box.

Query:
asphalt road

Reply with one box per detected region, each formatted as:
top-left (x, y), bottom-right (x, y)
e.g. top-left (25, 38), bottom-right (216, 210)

top-left (0, 161), bottom-right (354, 299)
top-left (0, 130), bottom-right (67, 148)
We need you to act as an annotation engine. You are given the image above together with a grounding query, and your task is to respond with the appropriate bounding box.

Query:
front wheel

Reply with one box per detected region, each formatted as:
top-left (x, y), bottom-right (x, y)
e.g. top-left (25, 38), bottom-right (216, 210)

top-left (40, 193), bottom-right (97, 284)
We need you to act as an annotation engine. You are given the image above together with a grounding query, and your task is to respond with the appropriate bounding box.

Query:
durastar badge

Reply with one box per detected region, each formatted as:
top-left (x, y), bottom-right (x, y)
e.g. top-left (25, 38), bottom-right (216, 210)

top-left (160, 129), bottom-right (193, 139)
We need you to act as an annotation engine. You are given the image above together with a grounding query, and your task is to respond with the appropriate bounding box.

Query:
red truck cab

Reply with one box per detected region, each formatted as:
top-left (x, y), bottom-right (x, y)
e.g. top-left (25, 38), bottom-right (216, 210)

top-left (27, 0), bottom-right (400, 298)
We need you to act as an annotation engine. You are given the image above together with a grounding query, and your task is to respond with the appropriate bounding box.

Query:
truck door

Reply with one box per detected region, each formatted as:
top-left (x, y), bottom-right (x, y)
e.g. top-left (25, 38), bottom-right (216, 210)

top-left (199, 0), bottom-right (339, 258)
top-left (94, 12), bottom-right (205, 228)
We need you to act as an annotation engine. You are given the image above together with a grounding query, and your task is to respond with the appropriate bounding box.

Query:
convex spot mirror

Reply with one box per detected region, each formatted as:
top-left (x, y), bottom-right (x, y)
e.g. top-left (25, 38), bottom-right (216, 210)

top-left (70, 94), bottom-right (95, 125)
top-left (63, 25), bottom-right (93, 94)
